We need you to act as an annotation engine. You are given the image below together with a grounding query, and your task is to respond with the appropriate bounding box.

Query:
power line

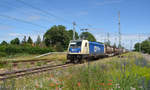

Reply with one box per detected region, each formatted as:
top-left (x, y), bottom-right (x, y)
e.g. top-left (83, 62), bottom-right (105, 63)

top-left (15, 0), bottom-right (71, 24)
top-left (0, 0), bottom-right (57, 24)
top-left (0, 14), bottom-right (47, 28)
top-left (1, 0), bottom-right (85, 31)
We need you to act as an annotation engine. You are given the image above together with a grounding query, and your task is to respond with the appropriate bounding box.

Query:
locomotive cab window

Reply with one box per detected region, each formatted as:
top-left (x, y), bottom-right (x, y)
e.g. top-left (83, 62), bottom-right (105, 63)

top-left (70, 41), bottom-right (82, 49)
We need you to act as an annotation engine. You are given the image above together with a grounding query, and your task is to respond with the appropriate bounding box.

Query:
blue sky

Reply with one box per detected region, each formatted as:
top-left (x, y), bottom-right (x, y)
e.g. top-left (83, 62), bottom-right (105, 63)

top-left (0, 0), bottom-right (150, 49)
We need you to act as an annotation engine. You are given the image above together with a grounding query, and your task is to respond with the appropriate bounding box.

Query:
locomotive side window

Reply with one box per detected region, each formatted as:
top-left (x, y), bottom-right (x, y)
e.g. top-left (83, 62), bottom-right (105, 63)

top-left (85, 43), bottom-right (87, 47)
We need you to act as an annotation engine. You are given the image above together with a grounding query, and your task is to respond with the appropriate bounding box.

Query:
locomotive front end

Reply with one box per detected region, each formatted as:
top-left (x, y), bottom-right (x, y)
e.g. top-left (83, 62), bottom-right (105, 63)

top-left (67, 40), bottom-right (89, 63)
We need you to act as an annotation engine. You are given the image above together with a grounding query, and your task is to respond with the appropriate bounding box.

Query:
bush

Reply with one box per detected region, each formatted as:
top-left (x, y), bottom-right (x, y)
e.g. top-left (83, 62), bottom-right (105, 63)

top-left (0, 52), bottom-right (7, 57)
top-left (0, 44), bottom-right (53, 56)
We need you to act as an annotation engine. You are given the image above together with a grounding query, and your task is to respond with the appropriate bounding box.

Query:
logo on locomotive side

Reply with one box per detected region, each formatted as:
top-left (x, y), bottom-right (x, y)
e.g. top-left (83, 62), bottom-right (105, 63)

top-left (94, 46), bottom-right (100, 52)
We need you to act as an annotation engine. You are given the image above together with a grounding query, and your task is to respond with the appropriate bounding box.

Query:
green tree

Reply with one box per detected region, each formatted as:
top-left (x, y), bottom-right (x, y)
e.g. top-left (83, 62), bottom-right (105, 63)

top-left (148, 37), bottom-right (150, 41)
top-left (141, 40), bottom-right (150, 53)
top-left (36, 35), bottom-right (42, 46)
top-left (10, 38), bottom-right (20, 45)
top-left (68, 30), bottom-right (79, 40)
top-left (44, 25), bottom-right (70, 50)
top-left (27, 36), bottom-right (33, 44)
top-left (113, 43), bottom-right (117, 48)
top-left (134, 43), bottom-right (141, 51)
top-left (105, 40), bottom-right (111, 46)
top-left (80, 32), bottom-right (96, 42)
top-left (1, 41), bottom-right (8, 45)
top-left (54, 42), bottom-right (64, 52)
top-left (22, 36), bottom-right (27, 44)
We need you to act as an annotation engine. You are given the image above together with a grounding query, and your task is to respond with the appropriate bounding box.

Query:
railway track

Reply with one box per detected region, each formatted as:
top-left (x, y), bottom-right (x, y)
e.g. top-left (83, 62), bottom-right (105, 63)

top-left (0, 63), bottom-right (73, 81)
top-left (0, 59), bottom-right (53, 65)
top-left (0, 52), bottom-right (67, 65)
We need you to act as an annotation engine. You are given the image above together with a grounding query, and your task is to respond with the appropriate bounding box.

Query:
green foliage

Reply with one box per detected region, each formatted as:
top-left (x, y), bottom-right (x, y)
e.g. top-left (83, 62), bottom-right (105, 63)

top-left (141, 40), bottom-right (150, 53)
top-left (1, 25), bottom-right (98, 53)
top-left (35, 35), bottom-right (42, 46)
top-left (27, 36), bottom-right (33, 44)
top-left (44, 25), bottom-right (70, 50)
top-left (0, 52), bottom-right (7, 57)
top-left (0, 45), bottom-right (53, 56)
top-left (1, 41), bottom-right (8, 45)
top-left (68, 30), bottom-right (79, 40)
top-left (134, 43), bottom-right (141, 51)
top-left (105, 40), bottom-right (111, 46)
top-left (113, 43), bottom-right (117, 48)
top-left (22, 36), bottom-right (27, 44)
top-left (10, 38), bottom-right (20, 45)
top-left (80, 32), bottom-right (96, 42)
top-left (134, 38), bottom-right (150, 53)
top-left (54, 42), bottom-right (64, 52)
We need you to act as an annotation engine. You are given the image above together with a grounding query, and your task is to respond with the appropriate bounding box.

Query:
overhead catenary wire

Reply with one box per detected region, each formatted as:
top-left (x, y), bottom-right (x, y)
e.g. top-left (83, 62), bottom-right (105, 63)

top-left (3, 0), bottom-right (86, 33)
top-left (15, 0), bottom-right (72, 24)
top-left (0, 0), bottom-right (85, 40)
top-left (0, 14), bottom-right (47, 29)
top-left (0, 0), bottom-right (57, 24)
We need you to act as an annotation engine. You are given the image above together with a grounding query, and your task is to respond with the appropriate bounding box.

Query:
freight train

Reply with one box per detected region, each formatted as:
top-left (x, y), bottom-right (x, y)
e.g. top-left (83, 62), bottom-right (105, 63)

top-left (67, 40), bottom-right (126, 63)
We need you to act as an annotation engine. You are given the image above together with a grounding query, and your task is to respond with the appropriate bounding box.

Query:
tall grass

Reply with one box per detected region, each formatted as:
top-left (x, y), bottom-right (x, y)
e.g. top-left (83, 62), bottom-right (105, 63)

top-left (0, 52), bottom-right (150, 90)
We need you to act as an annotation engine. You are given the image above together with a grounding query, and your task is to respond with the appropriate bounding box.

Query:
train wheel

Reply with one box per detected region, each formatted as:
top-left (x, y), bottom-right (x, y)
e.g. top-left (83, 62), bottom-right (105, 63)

top-left (74, 59), bottom-right (80, 64)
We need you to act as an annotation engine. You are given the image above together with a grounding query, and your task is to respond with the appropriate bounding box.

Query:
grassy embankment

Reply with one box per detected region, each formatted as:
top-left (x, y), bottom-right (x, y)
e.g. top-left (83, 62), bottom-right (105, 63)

top-left (0, 53), bottom-right (66, 70)
top-left (1, 52), bottom-right (150, 90)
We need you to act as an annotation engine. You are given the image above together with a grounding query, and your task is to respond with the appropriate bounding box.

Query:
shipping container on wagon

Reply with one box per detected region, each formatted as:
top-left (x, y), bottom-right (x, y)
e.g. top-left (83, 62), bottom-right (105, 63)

top-left (89, 42), bottom-right (104, 55)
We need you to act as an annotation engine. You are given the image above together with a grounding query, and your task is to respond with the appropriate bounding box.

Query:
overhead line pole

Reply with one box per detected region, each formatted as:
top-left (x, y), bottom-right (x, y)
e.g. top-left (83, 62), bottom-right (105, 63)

top-left (118, 11), bottom-right (121, 48)
top-left (107, 32), bottom-right (110, 45)
top-left (73, 22), bottom-right (76, 40)
top-left (139, 33), bottom-right (141, 53)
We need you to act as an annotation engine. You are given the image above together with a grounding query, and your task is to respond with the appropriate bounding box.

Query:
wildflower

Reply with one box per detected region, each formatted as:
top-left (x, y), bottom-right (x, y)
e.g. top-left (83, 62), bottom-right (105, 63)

top-left (56, 83), bottom-right (60, 86)
top-left (49, 83), bottom-right (55, 87)
top-left (50, 74), bottom-right (54, 78)
top-left (77, 82), bottom-right (81, 87)
top-left (59, 79), bottom-right (63, 82)
top-left (107, 83), bottom-right (112, 86)
top-left (99, 83), bottom-right (105, 86)
top-left (35, 84), bottom-right (39, 88)
top-left (56, 87), bottom-right (59, 90)
top-left (108, 80), bottom-right (113, 82)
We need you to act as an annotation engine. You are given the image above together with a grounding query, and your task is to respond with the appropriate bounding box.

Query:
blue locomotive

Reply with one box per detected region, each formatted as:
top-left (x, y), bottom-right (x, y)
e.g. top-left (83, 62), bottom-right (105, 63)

top-left (67, 40), bottom-right (107, 63)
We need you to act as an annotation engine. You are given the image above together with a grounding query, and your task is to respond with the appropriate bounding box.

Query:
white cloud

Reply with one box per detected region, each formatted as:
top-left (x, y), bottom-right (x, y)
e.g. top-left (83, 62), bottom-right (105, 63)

top-left (95, 0), bottom-right (122, 6)
top-left (0, 25), bottom-right (14, 30)
top-left (8, 33), bottom-right (25, 37)
top-left (76, 11), bottom-right (88, 17)
top-left (27, 15), bottom-right (41, 21)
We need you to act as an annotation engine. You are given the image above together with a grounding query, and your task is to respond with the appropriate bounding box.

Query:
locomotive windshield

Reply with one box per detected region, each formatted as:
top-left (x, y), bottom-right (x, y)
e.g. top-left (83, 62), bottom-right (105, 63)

top-left (70, 41), bottom-right (82, 49)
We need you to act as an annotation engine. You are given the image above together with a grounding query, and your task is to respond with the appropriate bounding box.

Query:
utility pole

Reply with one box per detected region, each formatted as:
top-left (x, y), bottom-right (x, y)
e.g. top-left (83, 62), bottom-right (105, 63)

top-left (107, 32), bottom-right (110, 42)
top-left (107, 32), bottom-right (110, 46)
top-left (104, 33), bottom-right (107, 44)
top-left (73, 22), bottom-right (76, 40)
top-left (139, 33), bottom-right (141, 52)
top-left (130, 40), bottom-right (133, 51)
top-left (118, 11), bottom-right (121, 48)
